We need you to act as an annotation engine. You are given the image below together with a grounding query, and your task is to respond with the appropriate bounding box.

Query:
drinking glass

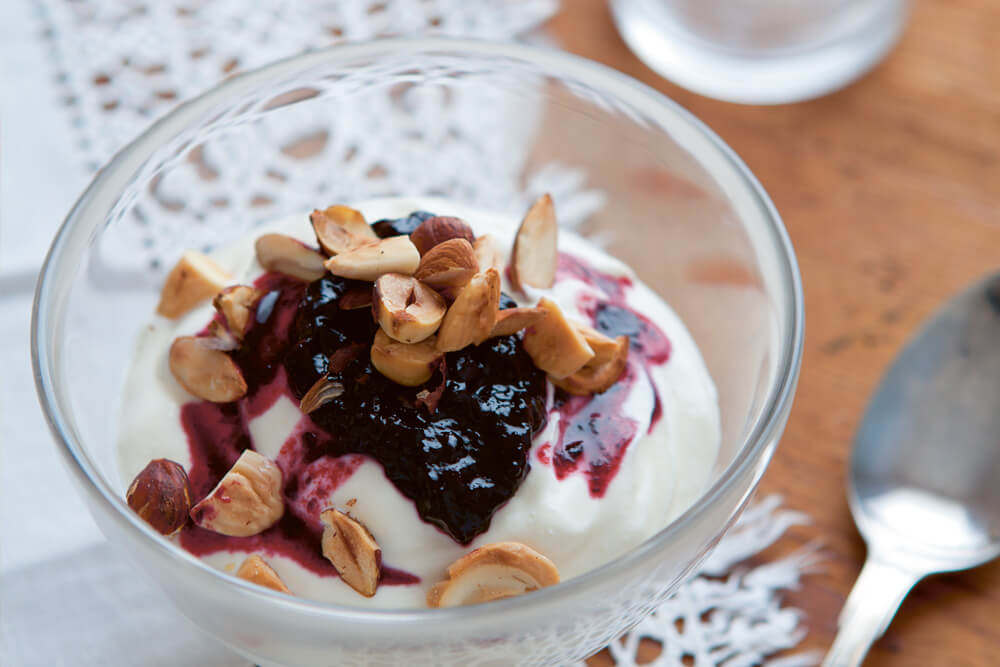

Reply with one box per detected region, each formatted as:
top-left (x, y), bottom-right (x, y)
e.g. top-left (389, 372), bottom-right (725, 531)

top-left (612, 0), bottom-right (910, 104)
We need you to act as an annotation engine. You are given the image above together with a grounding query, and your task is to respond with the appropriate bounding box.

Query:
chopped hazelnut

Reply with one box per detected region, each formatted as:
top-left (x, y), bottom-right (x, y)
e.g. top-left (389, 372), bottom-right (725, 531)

top-left (427, 542), bottom-right (559, 608)
top-left (414, 238), bottom-right (479, 289)
top-left (310, 205), bottom-right (377, 255)
top-left (522, 297), bottom-right (594, 378)
top-left (324, 236), bottom-right (420, 282)
top-left (489, 306), bottom-right (548, 338)
top-left (168, 335), bottom-right (248, 402)
top-left (190, 450), bottom-right (284, 537)
top-left (435, 268), bottom-right (501, 352)
top-left (370, 329), bottom-right (442, 387)
top-left (157, 251), bottom-right (231, 319)
top-left (255, 233), bottom-right (327, 281)
top-left (236, 555), bottom-right (290, 593)
top-left (472, 234), bottom-right (505, 273)
top-left (551, 324), bottom-right (630, 395)
top-left (212, 285), bottom-right (263, 340)
top-left (320, 509), bottom-right (382, 597)
top-left (374, 273), bottom-right (447, 344)
top-left (299, 375), bottom-right (345, 414)
top-left (510, 194), bottom-right (557, 292)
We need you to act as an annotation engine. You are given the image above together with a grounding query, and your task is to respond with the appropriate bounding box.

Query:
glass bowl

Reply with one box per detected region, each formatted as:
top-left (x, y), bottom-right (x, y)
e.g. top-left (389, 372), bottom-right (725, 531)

top-left (32, 39), bottom-right (803, 666)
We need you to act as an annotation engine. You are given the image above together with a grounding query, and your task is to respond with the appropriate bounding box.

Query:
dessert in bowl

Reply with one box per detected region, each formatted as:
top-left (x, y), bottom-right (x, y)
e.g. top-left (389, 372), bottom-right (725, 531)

top-left (119, 196), bottom-right (721, 607)
top-left (32, 40), bottom-right (802, 665)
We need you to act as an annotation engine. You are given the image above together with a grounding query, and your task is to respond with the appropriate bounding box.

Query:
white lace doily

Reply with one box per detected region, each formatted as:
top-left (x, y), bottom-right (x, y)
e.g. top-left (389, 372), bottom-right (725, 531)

top-left (37, 0), bottom-right (559, 173)
top-left (595, 496), bottom-right (821, 667)
top-left (31, 2), bottom-right (818, 665)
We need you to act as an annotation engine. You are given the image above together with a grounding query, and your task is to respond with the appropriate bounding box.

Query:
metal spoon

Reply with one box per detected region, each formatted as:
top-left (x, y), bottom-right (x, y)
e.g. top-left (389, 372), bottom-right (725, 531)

top-left (823, 272), bottom-right (1000, 666)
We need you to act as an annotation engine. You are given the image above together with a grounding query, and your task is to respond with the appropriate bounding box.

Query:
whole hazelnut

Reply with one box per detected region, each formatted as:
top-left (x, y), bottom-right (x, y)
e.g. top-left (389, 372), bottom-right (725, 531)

top-left (126, 459), bottom-right (192, 536)
top-left (409, 216), bottom-right (475, 255)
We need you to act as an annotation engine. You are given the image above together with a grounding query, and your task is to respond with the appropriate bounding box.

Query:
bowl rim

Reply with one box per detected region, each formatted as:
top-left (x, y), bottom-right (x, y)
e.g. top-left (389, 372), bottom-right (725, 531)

top-left (31, 37), bottom-right (804, 625)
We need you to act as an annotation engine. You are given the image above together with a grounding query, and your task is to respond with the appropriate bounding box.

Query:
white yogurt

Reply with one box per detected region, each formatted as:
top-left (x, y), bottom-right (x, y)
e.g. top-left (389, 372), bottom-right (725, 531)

top-left (117, 198), bottom-right (720, 608)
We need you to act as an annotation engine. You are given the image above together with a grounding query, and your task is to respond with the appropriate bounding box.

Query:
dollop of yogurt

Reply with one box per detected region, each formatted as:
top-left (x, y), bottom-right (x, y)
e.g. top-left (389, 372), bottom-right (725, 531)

top-left (117, 197), bottom-right (720, 608)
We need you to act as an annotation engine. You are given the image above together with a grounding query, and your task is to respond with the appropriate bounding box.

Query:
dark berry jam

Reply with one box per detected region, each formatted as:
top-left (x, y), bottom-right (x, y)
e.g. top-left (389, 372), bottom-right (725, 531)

top-left (371, 210), bottom-right (435, 238)
top-left (284, 275), bottom-right (546, 544)
top-left (183, 212), bottom-right (547, 555)
top-left (178, 213), bottom-right (676, 584)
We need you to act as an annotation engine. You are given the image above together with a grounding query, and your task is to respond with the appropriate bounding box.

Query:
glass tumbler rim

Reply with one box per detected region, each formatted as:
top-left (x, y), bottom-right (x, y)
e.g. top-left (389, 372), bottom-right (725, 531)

top-left (31, 37), bottom-right (804, 627)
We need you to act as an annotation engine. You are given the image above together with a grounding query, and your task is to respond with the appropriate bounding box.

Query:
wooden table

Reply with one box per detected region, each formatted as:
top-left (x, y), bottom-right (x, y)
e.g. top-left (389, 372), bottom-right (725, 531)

top-left (547, 1), bottom-right (1000, 664)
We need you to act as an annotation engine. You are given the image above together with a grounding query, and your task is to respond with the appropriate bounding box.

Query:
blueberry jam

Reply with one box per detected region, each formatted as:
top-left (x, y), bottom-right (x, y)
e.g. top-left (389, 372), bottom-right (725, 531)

top-left (177, 213), bottom-right (676, 584)
top-left (371, 210), bottom-right (435, 238)
top-left (284, 279), bottom-right (547, 544)
top-left (184, 213), bottom-right (547, 553)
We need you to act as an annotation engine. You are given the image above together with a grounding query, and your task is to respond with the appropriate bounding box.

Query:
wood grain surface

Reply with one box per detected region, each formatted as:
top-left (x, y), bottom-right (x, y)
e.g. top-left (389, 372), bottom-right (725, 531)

top-left (546, 1), bottom-right (1000, 664)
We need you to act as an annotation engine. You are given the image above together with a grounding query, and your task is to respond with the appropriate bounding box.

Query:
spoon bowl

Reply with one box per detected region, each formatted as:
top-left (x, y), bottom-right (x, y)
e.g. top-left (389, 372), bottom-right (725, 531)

top-left (824, 272), bottom-right (1000, 666)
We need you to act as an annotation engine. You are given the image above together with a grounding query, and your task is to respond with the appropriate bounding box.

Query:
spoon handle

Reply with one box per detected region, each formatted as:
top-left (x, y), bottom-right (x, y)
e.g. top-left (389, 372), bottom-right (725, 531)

top-left (822, 555), bottom-right (922, 667)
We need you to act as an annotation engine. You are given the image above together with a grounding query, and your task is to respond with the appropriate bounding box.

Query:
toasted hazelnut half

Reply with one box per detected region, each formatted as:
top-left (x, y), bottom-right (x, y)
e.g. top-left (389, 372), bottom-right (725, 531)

top-left (157, 251), bottom-right (232, 319)
top-left (255, 233), bottom-right (327, 281)
top-left (205, 319), bottom-right (239, 351)
top-left (426, 542), bottom-right (560, 608)
top-left (510, 194), bottom-right (557, 292)
top-left (410, 215), bottom-right (475, 255)
top-left (190, 450), bottom-right (283, 537)
top-left (370, 329), bottom-right (442, 386)
top-left (299, 375), bottom-right (345, 414)
top-left (169, 335), bottom-right (248, 402)
top-left (324, 236), bottom-right (420, 282)
top-left (126, 459), bottom-right (192, 536)
top-left (522, 297), bottom-right (594, 379)
top-left (213, 285), bottom-right (263, 340)
top-left (374, 273), bottom-right (447, 343)
top-left (320, 509), bottom-right (382, 597)
top-left (472, 234), bottom-right (505, 273)
top-left (436, 268), bottom-right (501, 352)
top-left (414, 238), bottom-right (479, 289)
top-left (310, 205), bottom-right (377, 255)
top-left (551, 331), bottom-right (629, 396)
top-left (489, 306), bottom-right (548, 338)
top-left (236, 555), bottom-right (290, 593)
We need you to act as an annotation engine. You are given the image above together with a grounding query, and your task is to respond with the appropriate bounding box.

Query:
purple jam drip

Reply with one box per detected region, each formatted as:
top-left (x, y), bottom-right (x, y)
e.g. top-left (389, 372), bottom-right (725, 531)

top-left (231, 273), bottom-right (307, 403)
top-left (649, 392), bottom-right (664, 433)
top-left (179, 399), bottom-right (418, 586)
top-left (550, 362), bottom-right (642, 496)
top-left (179, 270), bottom-right (424, 586)
top-left (541, 253), bottom-right (675, 493)
top-left (586, 300), bottom-right (670, 436)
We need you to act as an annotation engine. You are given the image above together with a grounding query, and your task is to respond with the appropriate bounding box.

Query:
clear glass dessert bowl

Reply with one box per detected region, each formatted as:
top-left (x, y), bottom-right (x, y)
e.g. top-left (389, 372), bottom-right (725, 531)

top-left (32, 39), bottom-right (803, 666)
